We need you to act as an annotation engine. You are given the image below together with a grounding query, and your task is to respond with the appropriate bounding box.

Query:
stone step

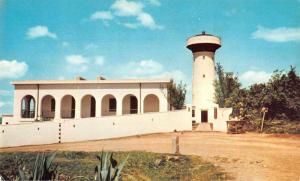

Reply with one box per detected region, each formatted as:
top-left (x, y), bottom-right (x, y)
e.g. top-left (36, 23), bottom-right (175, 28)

top-left (193, 123), bottom-right (213, 131)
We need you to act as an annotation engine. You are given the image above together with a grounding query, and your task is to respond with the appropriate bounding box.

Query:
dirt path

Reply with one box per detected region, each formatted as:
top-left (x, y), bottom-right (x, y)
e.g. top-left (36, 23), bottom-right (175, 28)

top-left (1, 132), bottom-right (300, 181)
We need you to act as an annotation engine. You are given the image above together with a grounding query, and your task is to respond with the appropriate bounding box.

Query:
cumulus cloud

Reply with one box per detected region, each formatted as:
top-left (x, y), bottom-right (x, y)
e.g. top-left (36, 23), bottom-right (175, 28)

top-left (95, 56), bottom-right (105, 66)
top-left (27, 25), bottom-right (57, 39)
top-left (118, 59), bottom-right (186, 83)
top-left (90, 11), bottom-right (114, 20)
top-left (65, 55), bottom-right (89, 73)
top-left (137, 12), bottom-right (162, 29)
top-left (126, 59), bottom-right (163, 75)
top-left (65, 55), bottom-right (88, 65)
top-left (111, 0), bottom-right (144, 16)
top-left (240, 70), bottom-right (272, 86)
top-left (0, 90), bottom-right (10, 96)
top-left (147, 0), bottom-right (161, 6)
top-left (0, 60), bottom-right (28, 79)
top-left (252, 26), bottom-right (300, 42)
top-left (0, 101), bottom-right (5, 108)
top-left (89, 0), bottom-right (162, 29)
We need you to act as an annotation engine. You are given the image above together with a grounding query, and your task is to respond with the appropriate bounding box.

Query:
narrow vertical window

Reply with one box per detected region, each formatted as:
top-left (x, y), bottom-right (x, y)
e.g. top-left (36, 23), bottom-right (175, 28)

top-left (192, 110), bottom-right (195, 117)
top-left (214, 107), bottom-right (217, 119)
top-left (51, 98), bottom-right (55, 112)
top-left (109, 98), bottom-right (116, 112)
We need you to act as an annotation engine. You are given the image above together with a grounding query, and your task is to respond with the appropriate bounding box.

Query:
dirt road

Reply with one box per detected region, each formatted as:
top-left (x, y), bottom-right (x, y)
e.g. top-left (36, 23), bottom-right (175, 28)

top-left (1, 132), bottom-right (300, 181)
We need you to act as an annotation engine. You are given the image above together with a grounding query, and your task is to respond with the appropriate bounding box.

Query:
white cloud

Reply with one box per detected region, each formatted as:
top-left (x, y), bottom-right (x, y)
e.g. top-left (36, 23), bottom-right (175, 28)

top-left (240, 70), bottom-right (272, 86)
top-left (252, 26), bottom-right (300, 42)
top-left (137, 12), bottom-right (162, 29)
top-left (27, 25), bottom-right (57, 39)
top-left (95, 56), bottom-right (105, 66)
top-left (65, 55), bottom-right (88, 65)
top-left (128, 59), bottom-right (163, 75)
top-left (0, 60), bottom-right (28, 79)
top-left (110, 0), bottom-right (162, 29)
top-left (65, 55), bottom-right (89, 73)
top-left (0, 90), bottom-right (10, 96)
top-left (123, 23), bottom-right (138, 29)
top-left (147, 0), bottom-right (161, 6)
top-left (0, 101), bottom-right (5, 108)
top-left (58, 76), bottom-right (65, 80)
top-left (90, 11), bottom-right (114, 20)
top-left (111, 0), bottom-right (144, 16)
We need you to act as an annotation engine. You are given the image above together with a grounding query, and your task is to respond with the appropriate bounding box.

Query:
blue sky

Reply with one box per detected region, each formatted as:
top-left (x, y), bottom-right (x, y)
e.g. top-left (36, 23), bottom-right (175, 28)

top-left (0, 0), bottom-right (300, 114)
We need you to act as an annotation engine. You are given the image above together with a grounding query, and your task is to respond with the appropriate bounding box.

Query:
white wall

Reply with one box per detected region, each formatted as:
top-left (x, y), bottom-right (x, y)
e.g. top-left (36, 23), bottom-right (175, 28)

top-left (211, 108), bottom-right (232, 132)
top-left (0, 121), bottom-right (59, 147)
top-left (0, 110), bottom-right (192, 148)
top-left (61, 110), bottom-right (191, 143)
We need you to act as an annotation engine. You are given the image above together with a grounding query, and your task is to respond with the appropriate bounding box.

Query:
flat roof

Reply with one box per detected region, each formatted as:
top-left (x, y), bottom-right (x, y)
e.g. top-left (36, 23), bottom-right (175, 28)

top-left (11, 78), bottom-right (172, 85)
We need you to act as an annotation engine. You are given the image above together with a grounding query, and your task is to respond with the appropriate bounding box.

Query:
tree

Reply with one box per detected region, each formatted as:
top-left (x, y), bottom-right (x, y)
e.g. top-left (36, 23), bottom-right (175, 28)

top-left (215, 63), bottom-right (241, 109)
top-left (168, 80), bottom-right (187, 110)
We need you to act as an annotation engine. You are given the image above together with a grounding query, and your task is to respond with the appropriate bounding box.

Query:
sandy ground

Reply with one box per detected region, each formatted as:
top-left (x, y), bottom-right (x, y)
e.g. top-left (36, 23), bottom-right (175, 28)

top-left (1, 132), bottom-right (300, 181)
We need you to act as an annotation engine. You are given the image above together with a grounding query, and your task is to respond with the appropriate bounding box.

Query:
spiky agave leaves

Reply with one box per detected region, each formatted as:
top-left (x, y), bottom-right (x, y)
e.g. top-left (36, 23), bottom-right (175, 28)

top-left (17, 152), bottom-right (58, 181)
top-left (94, 151), bottom-right (128, 181)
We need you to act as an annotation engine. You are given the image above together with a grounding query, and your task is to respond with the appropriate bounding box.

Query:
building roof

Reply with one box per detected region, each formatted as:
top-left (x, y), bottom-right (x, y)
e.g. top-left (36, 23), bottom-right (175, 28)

top-left (11, 78), bottom-right (172, 85)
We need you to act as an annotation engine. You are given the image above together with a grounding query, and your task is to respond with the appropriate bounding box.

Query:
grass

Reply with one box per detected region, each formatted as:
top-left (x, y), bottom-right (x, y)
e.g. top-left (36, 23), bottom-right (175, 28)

top-left (0, 151), bottom-right (228, 181)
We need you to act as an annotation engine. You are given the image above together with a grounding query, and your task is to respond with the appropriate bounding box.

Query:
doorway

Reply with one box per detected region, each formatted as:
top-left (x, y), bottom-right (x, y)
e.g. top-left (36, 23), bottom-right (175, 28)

top-left (201, 110), bottom-right (208, 123)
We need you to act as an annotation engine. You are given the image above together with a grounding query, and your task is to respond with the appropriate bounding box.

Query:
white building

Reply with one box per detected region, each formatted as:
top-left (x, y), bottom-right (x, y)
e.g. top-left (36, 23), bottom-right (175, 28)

top-left (2, 77), bottom-right (170, 125)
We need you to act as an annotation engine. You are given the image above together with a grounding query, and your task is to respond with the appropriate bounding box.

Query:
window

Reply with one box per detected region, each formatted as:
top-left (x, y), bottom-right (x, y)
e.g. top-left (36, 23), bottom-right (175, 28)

top-left (203, 74), bottom-right (205, 78)
top-left (203, 56), bottom-right (205, 59)
top-left (109, 98), bottom-right (116, 112)
top-left (51, 98), bottom-right (55, 112)
top-left (214, 107), bottom-right (218, 119)
top-left (192, 110), bottom-right (195, 117)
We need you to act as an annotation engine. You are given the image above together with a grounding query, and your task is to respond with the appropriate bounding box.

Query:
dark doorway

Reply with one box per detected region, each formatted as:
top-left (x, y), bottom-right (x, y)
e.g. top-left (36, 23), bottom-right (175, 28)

top-left (71, 97), bottom-right (75, 118)
top-left (90, 97), bottom-right (96, 117)
top-left (130, 96), bottom-right (138, 114)
top-left (201, 110), bottom-right (208, 123)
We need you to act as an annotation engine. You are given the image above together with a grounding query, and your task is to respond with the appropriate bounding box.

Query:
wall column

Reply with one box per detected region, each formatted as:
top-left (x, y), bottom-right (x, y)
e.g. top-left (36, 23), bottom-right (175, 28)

top-left (116, 97), bottom-right (122, 116)
top-left (55, 96), bottom-right (61, 120)
top-left (96, 97), bottom-right (101, 117)
top-left (75, 96), bottom-right (81, 119)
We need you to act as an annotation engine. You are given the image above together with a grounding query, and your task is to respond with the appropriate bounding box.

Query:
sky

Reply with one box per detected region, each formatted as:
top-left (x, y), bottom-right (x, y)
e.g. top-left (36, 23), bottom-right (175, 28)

top-left (0, 0), bottom-right (300, 115)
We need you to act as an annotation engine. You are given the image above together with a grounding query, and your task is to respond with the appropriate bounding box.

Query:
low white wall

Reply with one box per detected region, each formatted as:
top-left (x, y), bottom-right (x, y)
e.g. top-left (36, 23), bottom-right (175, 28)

top-left (212, 108), bottom-right (232, 132)
top-left (0, 121), bottom-right (59, 148)
top-left (61, 110), bottom-right (192, 143)
top-left (0, 110), bottom-right (191, 148)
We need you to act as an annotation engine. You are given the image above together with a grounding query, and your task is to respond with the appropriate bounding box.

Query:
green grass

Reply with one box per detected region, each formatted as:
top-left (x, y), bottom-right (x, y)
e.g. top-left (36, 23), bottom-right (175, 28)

top-left (0, 117), bottom-right (2, 124)
top-left (0, 151), bottom-right (228, 181)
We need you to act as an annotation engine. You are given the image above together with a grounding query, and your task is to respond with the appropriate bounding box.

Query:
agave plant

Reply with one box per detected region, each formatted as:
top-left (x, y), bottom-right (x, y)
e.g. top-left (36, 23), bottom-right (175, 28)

top-left (94, 151), bottom-right (128, 181)
top-left (16, 152), bottom-right (58, 181)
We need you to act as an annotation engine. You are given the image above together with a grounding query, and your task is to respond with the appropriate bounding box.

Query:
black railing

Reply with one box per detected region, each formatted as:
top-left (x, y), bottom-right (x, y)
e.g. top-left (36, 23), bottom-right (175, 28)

top-left (21, 110), bottom-right (35, 118)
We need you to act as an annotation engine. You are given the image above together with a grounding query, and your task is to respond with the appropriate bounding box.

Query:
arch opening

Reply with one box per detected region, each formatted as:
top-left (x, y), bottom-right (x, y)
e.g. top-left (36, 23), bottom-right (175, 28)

top-left (101, 94), bottom-right (116, 116)
top-left (143, 94), bottom-right (159, 113)
top-left (122, 94), bottom-right (138, 115)
top-left (81, 95), bottom-right (96, 118)
top-left (61, 95), bottom-right (75, 119)
top-left (21, 95), bottom-right (35, 118)
top-left (41, 95), bottom-right (55, 120)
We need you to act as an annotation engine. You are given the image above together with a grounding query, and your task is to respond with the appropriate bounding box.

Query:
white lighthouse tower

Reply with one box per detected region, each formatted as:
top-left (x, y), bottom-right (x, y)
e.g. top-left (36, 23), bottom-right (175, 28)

top-left (186, 32), bottom-right (222, 124)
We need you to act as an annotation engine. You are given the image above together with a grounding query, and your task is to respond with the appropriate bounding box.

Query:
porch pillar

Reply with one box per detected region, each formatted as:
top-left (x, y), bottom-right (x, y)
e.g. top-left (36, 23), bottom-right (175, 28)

top-left (96, 97), bottom-right (101, 117)
top-left (116, 97), bottom-right (122, 116)
top-left (55, 96), bottom-right (61, 120)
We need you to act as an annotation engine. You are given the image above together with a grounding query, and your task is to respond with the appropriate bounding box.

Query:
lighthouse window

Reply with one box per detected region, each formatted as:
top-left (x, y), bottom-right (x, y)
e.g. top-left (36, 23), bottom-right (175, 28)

top-left (203, 74), bottom-right (205, 78)
top-left (192, 110), bottom-right (195, 117)
top-left (203, 56), bottom-right (205, 59)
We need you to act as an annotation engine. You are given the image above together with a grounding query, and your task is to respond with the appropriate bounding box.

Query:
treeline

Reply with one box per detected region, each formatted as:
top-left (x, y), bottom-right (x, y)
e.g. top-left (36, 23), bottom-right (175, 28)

top-left (215, 63), bottom-right (300, 121)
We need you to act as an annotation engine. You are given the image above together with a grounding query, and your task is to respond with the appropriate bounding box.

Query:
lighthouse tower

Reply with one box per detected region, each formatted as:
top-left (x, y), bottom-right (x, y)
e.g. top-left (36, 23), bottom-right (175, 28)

top-left (186, 32), bottom-right (221, 124)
